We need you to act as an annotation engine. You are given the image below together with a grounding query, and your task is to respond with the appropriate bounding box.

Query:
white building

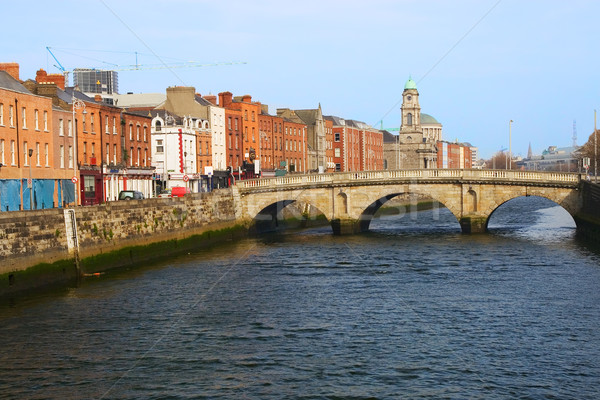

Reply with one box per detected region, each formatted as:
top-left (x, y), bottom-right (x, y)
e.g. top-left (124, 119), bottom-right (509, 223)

top-left (151, 111), bottom-right (212, 193)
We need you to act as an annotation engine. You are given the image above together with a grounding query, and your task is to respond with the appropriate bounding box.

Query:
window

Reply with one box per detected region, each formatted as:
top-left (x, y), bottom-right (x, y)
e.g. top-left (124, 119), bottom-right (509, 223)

top-left (228, 117), bottom-right (232, 130)
top-left (68, 119), bottom-right (72, 137)
top-left (113, 117), bottom-right (117, 134)
top-left (245, 127), bottom-right (248, 141)
top-left (60, 145), bottom-right (65, 168)
top-left (0, 139), bottom-right (4, 165)
top-left (84, 175), bottom-right (95, 199)
top-left (244, 110), bottom-right (248, 121)
top-left (11, 140), bottom-right (15, 165)
top-left (82, 113), bottom-right (86, 131)
top-left (106, 143), bottom-right (110, 164)
top-left (198, 141), bottom-right (202, 155)
top-left (407, 113), bottom-right (413, 126)
top-left (9, 105), bottom-right (14, 127)
top-left (83, 142), bottom-right (87, 163)
top-left (34, 110), bottom-right (39, 130)
top-left (130, 147), bottom-right (133, 166)
top-left (23, 142), bottom-right (28, 166)
top-left (68, 145), bottom-right (73, 168)
top-left (129, 124), bottom-right (133, 140)
top-left (156, 139), bottom-right (164, 153)
top-left (137, 147), bottom-right (140, 166)
top-left (252, 127), bottom-right (255, 142)
top-left (235, 118), bottom-right (238, 130)
top-left (59, 119), bottom-right (64, 136)
top-left (143, 126), bottom-right (147, 142)
top-left (90, 113), bottom-right (95, 133)
top-left (44, 111), bottom-right (48, 131)
top-left (335, 163), bottom-right (341, 171)
top-left (44, 143), bottom-right (48, 166)
top-left (144, 149), bottom-right (148, 166)
top-left (136, 125), bottom-right (140, 141)
top-left (91, 143), bottom-right (95, 160)
top-left (206, 141), bottom-right (209, 155)
top-left (251, 111), bottom-right (255, 122)
top-left (334, 132), bottom-right (340, 142)
top-left (22, 107), bottom-right (27, 128)
top-left (113, 144), bottom-right (117, 164)
top-left (0, 103), bottom-right (3, 125)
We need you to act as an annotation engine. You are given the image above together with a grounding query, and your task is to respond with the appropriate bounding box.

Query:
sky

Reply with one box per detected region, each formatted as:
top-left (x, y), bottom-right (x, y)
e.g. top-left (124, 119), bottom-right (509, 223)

top-left (3, 0), bottom-right (600, 159)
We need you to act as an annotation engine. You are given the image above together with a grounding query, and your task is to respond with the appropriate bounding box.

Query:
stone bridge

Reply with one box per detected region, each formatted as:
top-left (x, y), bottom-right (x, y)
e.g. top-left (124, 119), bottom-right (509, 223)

top-left (231, 169), bottom-right (587, 234)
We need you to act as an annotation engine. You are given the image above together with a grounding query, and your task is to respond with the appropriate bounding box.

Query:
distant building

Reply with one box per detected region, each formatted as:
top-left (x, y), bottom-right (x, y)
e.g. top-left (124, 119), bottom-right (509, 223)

top-left (519, 145), bottom-right (580, 172)
top-left (73, 69), bottom-right (119, 104)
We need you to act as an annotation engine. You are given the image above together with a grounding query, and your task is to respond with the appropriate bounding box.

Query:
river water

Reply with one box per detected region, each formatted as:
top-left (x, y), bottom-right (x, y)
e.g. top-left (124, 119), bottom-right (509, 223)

top-left (0, 196), bottom-right (599, 399)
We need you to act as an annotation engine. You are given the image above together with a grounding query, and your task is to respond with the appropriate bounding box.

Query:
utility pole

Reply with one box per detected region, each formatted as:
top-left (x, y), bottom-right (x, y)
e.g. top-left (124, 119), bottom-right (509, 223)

top-left (595, 110), bottom-right (597, 183)
top-left (509, 120), bottom-right (513, 169)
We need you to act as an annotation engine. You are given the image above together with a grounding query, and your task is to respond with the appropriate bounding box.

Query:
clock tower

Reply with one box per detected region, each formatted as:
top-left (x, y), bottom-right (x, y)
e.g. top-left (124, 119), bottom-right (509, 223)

top-left (399, 77), bottom-right (423, 142)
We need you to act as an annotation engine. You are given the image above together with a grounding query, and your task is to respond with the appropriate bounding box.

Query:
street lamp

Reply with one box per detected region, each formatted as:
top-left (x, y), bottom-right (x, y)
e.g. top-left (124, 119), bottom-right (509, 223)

top-left (28, 148), bottom-right (33, 210)
top-left (509, 120), bottom-right (513, 170)
top-left (72, 95), bottom-right (87, 206)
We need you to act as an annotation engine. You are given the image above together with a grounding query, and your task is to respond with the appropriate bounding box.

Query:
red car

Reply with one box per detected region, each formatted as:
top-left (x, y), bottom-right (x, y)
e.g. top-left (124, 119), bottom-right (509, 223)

top-left (170, 187), bottom-right (191, 197)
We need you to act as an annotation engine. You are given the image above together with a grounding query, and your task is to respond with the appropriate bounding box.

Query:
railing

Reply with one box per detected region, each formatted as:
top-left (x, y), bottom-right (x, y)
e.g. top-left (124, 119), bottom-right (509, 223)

top-left (238, 169), bottom-right (582, 190)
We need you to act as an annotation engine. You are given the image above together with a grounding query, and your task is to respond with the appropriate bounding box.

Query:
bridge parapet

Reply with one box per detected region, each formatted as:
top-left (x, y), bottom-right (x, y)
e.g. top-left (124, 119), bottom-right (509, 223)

top-left (238, 169), bottom-right (582, 191)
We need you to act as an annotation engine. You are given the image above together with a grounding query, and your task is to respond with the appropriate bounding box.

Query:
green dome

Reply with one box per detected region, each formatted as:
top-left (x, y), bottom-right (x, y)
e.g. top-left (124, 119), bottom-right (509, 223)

top-left (404, 77), bottom-right (417, 90)
top-left (421, 113), bottom-right (440, 124)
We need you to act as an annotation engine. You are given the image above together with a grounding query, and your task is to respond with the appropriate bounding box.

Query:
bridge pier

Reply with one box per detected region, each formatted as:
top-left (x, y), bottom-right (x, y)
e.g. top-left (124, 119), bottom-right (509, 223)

top-left (459, 216), bottom-right (488, 234)
top-left (331, 218), bottom-right (361, 235)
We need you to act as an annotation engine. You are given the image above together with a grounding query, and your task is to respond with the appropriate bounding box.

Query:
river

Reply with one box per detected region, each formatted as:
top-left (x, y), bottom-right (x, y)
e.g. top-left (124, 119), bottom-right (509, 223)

top-left (0, 196), bottom-right (599, 399)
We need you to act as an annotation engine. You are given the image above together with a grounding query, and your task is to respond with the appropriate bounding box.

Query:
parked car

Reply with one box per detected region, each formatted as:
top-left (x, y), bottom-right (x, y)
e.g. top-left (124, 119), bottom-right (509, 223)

top-left (118, 190), bottom-right (144, 200)
top-left (171, 187), bottom-right (191, 198)
top-left (158, 189), bottom-right (172, 198)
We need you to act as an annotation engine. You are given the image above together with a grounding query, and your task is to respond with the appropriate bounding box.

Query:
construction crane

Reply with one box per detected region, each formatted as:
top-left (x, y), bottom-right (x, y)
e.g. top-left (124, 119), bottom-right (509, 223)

top-left (46, 47), bottom-right (246, 86)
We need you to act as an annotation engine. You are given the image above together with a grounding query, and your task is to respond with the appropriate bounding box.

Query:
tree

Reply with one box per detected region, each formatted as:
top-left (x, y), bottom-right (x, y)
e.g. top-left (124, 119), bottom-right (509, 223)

top-left (484, 151), bottom-right (518, 170)
top-left (575, 130), bottom-right (599, 175)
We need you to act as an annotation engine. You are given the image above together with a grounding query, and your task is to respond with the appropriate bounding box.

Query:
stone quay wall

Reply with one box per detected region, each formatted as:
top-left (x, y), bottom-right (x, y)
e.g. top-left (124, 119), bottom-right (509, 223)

top-left (0, 189), bottom-right (240, 296)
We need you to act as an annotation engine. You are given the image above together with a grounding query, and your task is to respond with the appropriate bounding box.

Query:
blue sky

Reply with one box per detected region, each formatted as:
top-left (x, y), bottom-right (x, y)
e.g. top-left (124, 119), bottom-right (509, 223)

top-left (4, 0), bottom-right (599, 159)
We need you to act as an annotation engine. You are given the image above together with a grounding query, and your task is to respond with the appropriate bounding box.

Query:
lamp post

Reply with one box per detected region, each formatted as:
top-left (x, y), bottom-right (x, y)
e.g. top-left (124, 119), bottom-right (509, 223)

top-left (509, 120), bottom-right (513, 170)
top-left (28, 148), bottom-right (33, 210)
top-left (72, 95), bottom-right (86, 206)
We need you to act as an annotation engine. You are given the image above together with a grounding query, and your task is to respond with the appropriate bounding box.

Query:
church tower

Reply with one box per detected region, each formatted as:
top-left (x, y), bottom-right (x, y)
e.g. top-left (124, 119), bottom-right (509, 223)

top-left (399, 77), bottom-right (423, 143)
top-left (395, 76), bottom-right (437, 169)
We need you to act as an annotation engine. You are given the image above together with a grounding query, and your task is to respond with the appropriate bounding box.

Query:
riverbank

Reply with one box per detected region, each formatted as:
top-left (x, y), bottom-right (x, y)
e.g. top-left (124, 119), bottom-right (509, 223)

top-left (0, 193), bottom-right (439, 299)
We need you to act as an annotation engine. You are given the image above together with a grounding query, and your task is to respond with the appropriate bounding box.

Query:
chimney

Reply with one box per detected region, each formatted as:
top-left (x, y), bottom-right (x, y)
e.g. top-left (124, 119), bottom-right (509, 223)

top-left (242, 94), bottom-right (252, 103)
top-left (203, 94), bottom-right (217, 105)
top-left (94, 95), bottom-right (103, 102)
top-left (261, 104), bottom-right (269, 114)
top-left (218, 91), bottom-right (233, 107)
top-left (36, 69), bottom-right (48, 82)
top-left (35, 69), bottom-right (66, 90)
top-left (0, 62), bottom-right (20, 81)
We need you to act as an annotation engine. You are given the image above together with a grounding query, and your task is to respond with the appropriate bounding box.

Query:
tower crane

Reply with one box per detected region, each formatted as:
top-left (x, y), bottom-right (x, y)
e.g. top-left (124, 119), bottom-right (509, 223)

top-left (46, 47), bottom-right (247, 86)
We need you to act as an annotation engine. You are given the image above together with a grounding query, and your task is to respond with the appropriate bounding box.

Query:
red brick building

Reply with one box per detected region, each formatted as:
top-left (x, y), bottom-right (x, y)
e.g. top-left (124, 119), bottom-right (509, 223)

top-left (258, 108), bottom-right (285, 171)
top-left (0, 64), bottom-right (63, 210)
top-left (326, 115), bottom-right (384, 172)
top-left (437, 141), bottom-right (472, 169)
top-left (282, 118), bottom-right (307, 173)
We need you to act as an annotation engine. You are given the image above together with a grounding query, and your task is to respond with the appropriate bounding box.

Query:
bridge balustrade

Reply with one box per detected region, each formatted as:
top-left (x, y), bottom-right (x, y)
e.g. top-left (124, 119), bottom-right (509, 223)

top-left (237, 169), bottom-right (582, 189)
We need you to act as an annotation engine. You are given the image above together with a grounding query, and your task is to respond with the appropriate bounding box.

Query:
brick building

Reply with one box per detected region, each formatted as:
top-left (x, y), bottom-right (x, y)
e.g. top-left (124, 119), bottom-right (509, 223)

top-left (0, 64), bottom-right (66, 210)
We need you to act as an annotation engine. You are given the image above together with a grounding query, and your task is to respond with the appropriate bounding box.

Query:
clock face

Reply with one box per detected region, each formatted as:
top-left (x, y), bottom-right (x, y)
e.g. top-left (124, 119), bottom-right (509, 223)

top-left (407, 95), bottom-right (412, 101)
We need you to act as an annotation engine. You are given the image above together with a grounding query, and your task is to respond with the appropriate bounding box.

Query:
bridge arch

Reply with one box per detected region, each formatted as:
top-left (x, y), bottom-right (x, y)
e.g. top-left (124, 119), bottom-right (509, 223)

top-left (349, 185), bottom-right (464, 233)
top-left (244, 189), bottom-right (331, 233)
top-left (486, 194), bottom-right (578, 232)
